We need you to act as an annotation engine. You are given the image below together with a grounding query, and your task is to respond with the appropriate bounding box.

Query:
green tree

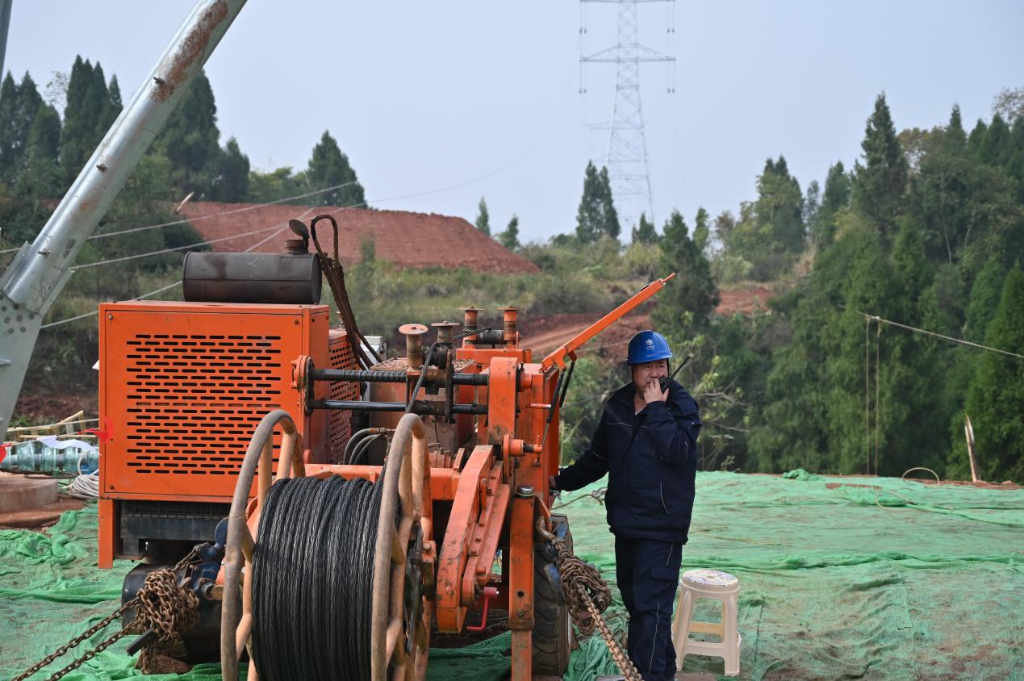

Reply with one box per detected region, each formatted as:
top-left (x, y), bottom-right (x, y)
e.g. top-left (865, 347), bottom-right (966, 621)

top-left (976, 114), bottom-right (1011, 167)
top-left (248, 166), bottom-right (306, 204)
top-left (1005, 116), bottom-right (1024, 204)
top-left (497, 214), bottom-right (520, 251)
top-left (576, 161), bottom-right (620, 243)
top-left (212, 137), bottom-right (250, 202)
top-left (16, 104), bottom-right (63, 202)
top-left (61, 57), bottom-right (117, 186)
top-left (947, 104), bottom-right (967, 147)
top-left (0, 72), bottom-right (44, 185)
top-left (813, 161), bottom-right (851, 249)
top-left (722, 156), bottom-right (804, 279)
top-left (967, 119), bottom-right (987, 155)
top-left (951, 267), bottom-right (1024, 482)
top-left (755, 216), bottom-right (945, 476)
top-left (475, 197), bottom-right (491, 235)
top-left (94, 66), bottom-right (121, 136)
top-left (652, 210), bottom-right (719, 333)
top-left (757, 156), bottom-right (805, 253)
top-left (692, 207), bottom-right (710, 253)
top-left (852, 94), bottom-right (908, 243)
top-left (631, 212), bottom-right (658, 244)
top-left (153, 69), bottom-right (222, 198)
top-left (305, 130), bottom-right (365, 207)
top-left (803, 180), bottom-right (821, 243)
top-left (910, 111), bottom-right (1024, 271)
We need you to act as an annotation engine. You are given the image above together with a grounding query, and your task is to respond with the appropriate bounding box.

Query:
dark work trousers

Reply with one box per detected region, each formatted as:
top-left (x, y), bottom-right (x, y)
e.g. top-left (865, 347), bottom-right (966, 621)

top-left (615, 536), bottom-right (683, 681)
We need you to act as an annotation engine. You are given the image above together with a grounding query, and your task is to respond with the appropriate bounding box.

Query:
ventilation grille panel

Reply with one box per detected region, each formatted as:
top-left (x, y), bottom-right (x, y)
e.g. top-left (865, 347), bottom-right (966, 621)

top-left (119, 333), bottom-right (287, 483)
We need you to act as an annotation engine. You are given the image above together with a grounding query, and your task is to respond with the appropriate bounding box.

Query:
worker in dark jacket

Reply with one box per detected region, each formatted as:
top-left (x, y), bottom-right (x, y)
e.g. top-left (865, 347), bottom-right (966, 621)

top-left (553, 330), bottom-right (700, 681)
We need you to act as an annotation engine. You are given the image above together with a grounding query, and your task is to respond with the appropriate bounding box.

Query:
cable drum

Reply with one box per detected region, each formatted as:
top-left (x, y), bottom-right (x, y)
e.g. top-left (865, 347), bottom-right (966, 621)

top-left (250, 475), bottom-right (388, 680)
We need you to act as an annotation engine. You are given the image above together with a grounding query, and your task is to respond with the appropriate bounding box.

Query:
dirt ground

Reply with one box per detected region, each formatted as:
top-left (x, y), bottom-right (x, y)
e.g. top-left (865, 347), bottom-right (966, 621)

top-left (0, 494), bottom-right (86, 529)
top-left (716, 287), bottom-right (773, 315)
top-left (12, 390), bottom-right (99, 427)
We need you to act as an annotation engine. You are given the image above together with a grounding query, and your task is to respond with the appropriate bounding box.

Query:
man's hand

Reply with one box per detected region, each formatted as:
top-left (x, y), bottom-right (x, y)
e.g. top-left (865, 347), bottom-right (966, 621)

top-left (643, 378), bottom-right (668, 405)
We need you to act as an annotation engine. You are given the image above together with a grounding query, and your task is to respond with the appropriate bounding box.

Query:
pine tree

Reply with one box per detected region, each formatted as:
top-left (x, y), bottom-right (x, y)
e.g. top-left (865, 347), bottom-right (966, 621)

top-left (92, 64), bottom-right (120, 137)
top-left (61, 58), bottom-right (114, 185)
top-left (630, 212), bottom-right (658, 244)
top-left (723, 156), bottom-right (805, 278)
top-left (4, 103), bottom-right (62, 243)
top-left (964, 260), bottom-right (1007, 343)
top-left (154, 70), bottom-right (222, 198)
top-left (597, 166), bottom-right (620, 240)
top-left (1006, 116), bottom-right (1024, 204)
top-left (912, 111), bottom-right (1023, 271)
top-left (652, 210), bottom-right (719, 333)
top-left (967, 119), bottom-right (987, 155)
top-left (475, 197), bottom-right (491, 235)
top-left (852, 94), bottom-right (908, 243)
top-left (305, 130), bottom-right (365, 207)
top-left (692, 207), bottom-right (710, 253)
top-left (803, 180), bottom-right (821, 243)
top-left (498, 214), bottom-right (520, 251)
top-left (976, 114), bottom-right (1010, 167)
top-left (757, 156), bottom-right (805, 254)
top-left (0, 72), bottom-right (44, 185)
top-left (212, 137), bottom-right (250, 202)
top-left (956, 267), bottom-right (1024, 482)
top-left (947, 104), bottom-right (967, 148)
top-left (576, 161), bottom-right (620, 243)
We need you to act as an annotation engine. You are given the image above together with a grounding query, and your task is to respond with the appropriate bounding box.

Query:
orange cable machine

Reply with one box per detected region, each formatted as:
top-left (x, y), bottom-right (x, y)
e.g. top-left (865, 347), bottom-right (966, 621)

top-left (96, 230), bottom-right (673, 680)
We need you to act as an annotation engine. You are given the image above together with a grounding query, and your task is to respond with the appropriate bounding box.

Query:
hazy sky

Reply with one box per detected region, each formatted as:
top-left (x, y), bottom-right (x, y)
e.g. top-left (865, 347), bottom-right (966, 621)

top-left (4, 1), bottom-right (1023, 244)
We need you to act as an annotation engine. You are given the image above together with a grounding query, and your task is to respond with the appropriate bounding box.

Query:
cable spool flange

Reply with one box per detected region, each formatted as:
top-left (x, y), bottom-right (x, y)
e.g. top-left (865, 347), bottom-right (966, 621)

top-left (220, 411), bottom-right (433, 681)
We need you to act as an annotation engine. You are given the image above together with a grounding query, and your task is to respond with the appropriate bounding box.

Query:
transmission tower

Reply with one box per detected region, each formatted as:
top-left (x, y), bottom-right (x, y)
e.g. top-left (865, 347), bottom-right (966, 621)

top-left (580, 0), bottom-right (675, 231)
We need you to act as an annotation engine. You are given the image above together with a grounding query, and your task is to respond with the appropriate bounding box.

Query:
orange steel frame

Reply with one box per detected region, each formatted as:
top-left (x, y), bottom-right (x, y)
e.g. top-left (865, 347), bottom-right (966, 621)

top-left (97, 276), bottom-right (673, 680)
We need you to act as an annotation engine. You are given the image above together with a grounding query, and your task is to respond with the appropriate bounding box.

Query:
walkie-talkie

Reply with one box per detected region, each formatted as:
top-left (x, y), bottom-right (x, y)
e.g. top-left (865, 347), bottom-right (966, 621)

top-left (659, 354), bottom-right (692, 393)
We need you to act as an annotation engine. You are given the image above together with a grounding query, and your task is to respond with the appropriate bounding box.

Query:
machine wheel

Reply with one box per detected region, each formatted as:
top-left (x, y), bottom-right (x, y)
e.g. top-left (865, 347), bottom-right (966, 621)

top-left (220, 410), bottom-right (433, 681)
top-left (369, 413), bottom-right (433, 681)
top-left (532, 513), bottom-right (574, 675)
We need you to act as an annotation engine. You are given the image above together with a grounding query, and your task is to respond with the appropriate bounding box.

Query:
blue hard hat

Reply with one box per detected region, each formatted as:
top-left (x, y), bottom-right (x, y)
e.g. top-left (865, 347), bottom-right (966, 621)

top-left (627, 330), bottom-right (672, 365)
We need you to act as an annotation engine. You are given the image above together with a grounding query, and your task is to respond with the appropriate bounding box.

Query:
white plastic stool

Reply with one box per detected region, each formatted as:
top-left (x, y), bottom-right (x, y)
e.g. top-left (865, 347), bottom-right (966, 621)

top-left (672, 569), bottom-right (741, 676)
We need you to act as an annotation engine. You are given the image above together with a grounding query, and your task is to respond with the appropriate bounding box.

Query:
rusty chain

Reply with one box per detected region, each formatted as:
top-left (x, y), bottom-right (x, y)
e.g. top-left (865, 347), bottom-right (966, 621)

top-left (133, 567), bottom-right (200, 672)
top-left (546, 530), bottom-right (643, 681)
top-left (11, 546), bottom-right (203, 681)
top-left (577, 582), bottom-right (643, 681)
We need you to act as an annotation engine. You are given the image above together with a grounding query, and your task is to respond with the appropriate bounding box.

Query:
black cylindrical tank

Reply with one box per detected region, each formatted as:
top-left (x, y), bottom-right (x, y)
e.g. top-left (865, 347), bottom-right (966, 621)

top-left (182, 252), bottom-right (322, 304)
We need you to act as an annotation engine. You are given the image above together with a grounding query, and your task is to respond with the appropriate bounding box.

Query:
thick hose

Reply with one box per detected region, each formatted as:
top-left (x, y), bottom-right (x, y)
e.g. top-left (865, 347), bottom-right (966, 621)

top-left (343, 427), bottom-right (390, 464)
top-left (250, 475), bottom-right (386, 680)
top-left (350, 433), bottom-right (385, 466)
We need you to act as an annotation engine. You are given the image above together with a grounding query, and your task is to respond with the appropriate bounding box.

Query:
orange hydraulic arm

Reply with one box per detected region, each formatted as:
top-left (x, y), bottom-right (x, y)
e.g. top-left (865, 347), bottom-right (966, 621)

top-left (540, 273), bottom-right (676, 371)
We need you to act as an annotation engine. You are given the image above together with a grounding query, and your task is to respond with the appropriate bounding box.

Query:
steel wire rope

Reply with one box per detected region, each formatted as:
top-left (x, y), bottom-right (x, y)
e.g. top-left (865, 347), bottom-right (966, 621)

top-left (21, 128), bottom-right (555, 272)
top-left (38, 206), bottom-right (318, 330)
top-left (35, 120), bottom-right (559, 329)
top-left (251, 474), bottom-right (388, 681)
top-left (843, 306), bottom-right (1024, 361)
top-left (0, 180), bottom-right (364, 255)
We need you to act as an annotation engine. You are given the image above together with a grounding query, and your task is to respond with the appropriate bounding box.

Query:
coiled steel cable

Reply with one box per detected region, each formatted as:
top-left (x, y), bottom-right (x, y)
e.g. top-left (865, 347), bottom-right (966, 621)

top-left (250, 475), bottom-right (387, 680)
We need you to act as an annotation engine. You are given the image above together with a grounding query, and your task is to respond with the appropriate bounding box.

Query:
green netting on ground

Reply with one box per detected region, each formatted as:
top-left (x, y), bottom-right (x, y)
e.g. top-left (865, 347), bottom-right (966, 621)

top-left (1, 472), bottom-right (1022, 680)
